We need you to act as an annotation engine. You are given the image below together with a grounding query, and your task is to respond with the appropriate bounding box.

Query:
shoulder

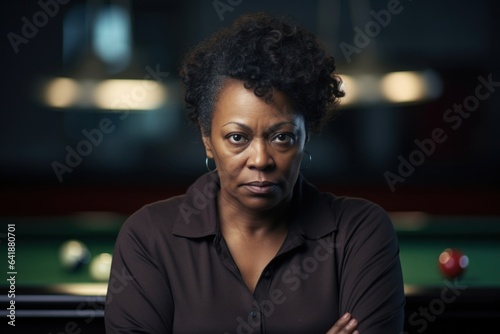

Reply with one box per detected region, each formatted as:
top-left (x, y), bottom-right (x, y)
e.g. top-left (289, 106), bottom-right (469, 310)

top-left (324, 194), bottom-right (398, 248)
top-left (117, 171), bottom-right (220, 240)
top-left (309, 191), bottom-right (401, 268)
top-left (117, 195), bottom-right (186, 241)
top-left (295, 176), bottom-right (393, 239)
top-left (328, 195), bottom-right (390, 223)
top-left (299, 175), bottom-right (390, 225)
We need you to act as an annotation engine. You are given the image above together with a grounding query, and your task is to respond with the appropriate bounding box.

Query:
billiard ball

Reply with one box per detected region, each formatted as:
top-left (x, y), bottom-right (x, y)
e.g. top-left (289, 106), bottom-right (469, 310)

top-left (59, 240), bottom-right (91, 271)
top-left (438, 248), bottom-right (469, 279)
top-left (89, 253), bottom-right (113, 281)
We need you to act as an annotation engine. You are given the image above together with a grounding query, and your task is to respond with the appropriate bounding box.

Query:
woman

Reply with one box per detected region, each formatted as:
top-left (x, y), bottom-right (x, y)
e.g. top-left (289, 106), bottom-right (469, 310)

top-left (105, 12), bottom-right (405, 334)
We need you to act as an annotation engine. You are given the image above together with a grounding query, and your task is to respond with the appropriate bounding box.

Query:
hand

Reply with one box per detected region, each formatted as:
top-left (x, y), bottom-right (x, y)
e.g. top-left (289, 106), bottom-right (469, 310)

top-left (326, 313), bottom-right (359, 334)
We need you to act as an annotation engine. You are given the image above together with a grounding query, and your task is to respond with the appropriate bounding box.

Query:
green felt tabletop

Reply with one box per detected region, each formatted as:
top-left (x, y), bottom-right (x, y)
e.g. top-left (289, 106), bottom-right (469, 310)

top-left (392, 213), bottom-right (500, 288)
top-left (2, 213), bottom-right (500, 292)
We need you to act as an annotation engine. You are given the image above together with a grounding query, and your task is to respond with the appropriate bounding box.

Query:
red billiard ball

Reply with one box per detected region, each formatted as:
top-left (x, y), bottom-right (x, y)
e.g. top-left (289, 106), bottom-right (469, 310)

top-left (438, 248), bottom-right (469, 279)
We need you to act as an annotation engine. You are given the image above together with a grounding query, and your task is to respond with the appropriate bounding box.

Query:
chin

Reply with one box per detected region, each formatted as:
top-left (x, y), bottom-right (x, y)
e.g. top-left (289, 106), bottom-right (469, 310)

top-left (239, 194), bottom-right (289, 212)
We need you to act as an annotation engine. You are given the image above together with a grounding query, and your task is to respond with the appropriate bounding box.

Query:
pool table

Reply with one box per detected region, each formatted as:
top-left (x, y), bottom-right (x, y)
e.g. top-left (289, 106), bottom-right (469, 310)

top-left (1, 212), bottom-right (499, 333)
top-left (393, 212), bottom-right (500, 333)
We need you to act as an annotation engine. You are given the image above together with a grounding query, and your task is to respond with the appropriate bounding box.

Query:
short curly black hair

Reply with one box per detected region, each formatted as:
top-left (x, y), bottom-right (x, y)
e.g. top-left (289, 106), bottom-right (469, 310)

top-left (179, 12), bottom-right (344, 135)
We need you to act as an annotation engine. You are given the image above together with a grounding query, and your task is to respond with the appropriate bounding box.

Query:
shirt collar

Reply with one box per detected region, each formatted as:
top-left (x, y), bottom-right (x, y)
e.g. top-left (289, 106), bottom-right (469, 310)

top-left (171, 172), bottom-right (337, 240)
top-left (172, 171), bottom-right (220, 238)
top-left (289, 174), bottom-right (338, 239)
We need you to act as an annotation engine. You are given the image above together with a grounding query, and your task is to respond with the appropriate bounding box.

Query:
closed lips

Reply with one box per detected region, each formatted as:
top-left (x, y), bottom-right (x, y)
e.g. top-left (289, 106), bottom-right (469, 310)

top-left (244, 181), bottom-right (277, 187)
top-left (242, 182), bottom-right (278, 194)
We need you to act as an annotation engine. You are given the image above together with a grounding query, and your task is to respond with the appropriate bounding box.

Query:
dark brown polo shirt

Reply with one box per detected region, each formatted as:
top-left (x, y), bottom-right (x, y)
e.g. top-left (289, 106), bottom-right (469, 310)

top-left (105, 172), bottom-right (405, 333)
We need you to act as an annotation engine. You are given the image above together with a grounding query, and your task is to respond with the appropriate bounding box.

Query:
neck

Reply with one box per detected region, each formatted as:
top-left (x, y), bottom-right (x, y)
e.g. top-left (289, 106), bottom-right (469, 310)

top-left (217, 194), bottom-right (290, 238)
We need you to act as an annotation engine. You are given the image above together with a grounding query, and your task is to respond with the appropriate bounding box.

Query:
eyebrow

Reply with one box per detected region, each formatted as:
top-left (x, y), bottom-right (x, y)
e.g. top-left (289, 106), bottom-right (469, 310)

top-left (222, 121), bottom-right (298, 132)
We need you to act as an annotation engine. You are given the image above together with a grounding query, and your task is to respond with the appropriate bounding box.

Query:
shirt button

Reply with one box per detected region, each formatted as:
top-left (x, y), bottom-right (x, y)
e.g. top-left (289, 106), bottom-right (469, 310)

top-left (250, 310), bottom-right (258, 318)
top-left (264, 270), bottom-right (272, 278)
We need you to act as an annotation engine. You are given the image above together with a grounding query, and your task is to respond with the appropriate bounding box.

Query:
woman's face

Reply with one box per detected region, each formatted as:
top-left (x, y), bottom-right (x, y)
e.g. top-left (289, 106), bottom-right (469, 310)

top-left (202, 79), bottom-right (307, 212)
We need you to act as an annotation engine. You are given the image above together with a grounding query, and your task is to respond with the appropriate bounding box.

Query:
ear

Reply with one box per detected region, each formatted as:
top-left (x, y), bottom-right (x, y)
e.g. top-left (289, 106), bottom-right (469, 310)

top-left (202, 135), bottom-right (214, 158)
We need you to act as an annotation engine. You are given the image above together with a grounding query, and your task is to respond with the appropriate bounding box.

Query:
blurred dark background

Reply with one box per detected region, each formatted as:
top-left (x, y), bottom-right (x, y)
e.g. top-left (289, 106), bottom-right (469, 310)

top-left (1, 0), bottom-right (499, 216)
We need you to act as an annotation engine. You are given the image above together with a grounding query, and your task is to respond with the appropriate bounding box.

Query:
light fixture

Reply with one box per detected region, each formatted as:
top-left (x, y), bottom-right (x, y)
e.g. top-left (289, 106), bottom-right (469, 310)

top-left (93, 79), bottom-right (167, 110)
top-left (39, 0), bottom-right (168, 112)
top-left (43, 77), bottom-right (81, 108)
top-left (338, 69), bottom-right (442, 107)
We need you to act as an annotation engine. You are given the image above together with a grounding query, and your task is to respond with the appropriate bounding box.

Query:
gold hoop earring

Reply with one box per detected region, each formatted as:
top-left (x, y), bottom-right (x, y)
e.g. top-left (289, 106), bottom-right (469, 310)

top-left (300, 151), bottom-right (312, 170)
top-left (205, 157), bottom-right (217, 172)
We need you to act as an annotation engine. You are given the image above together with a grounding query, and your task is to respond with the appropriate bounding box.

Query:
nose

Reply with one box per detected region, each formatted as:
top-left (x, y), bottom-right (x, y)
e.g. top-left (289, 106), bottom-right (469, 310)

top-left (247, 140), bottom-right (274, 171)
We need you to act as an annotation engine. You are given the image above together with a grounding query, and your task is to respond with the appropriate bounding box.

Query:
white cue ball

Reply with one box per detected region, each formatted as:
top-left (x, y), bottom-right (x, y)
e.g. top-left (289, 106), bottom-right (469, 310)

top-left (59, 240), bottom-right (91, 271)
top-left (89, 253), bottom-right (113, 281)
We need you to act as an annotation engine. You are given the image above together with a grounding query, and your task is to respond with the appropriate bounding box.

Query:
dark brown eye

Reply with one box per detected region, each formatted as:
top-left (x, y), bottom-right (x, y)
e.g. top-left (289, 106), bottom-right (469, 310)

top-left (232, 134), bottom-right (243, 141)
top-left (273, 133), bottom-right (295, 145)
top-left (277, 134), bottom-right (287, 141)
top-left (227, 134), bottom-right (248, 145)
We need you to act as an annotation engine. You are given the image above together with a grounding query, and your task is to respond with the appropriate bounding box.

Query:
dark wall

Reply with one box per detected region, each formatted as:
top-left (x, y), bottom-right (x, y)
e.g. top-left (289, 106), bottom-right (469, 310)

top-left (1, 0), bottom-right (499, 214)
